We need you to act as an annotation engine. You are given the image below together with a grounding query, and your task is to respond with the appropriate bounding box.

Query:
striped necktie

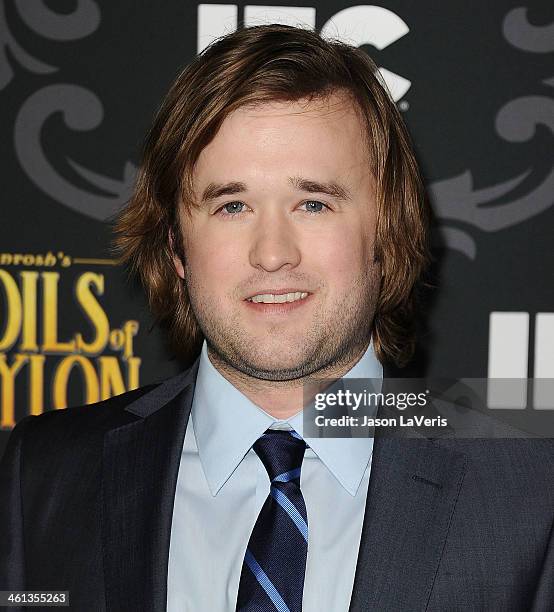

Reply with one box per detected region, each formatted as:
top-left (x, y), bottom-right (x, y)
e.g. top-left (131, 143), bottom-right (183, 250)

top-left (236, 428), bottom-right (308, 612)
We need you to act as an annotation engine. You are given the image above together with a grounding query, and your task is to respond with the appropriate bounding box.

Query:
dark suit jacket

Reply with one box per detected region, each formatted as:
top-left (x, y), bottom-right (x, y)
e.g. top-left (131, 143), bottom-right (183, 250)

top-left (1, 356), bottom-right (553, 611)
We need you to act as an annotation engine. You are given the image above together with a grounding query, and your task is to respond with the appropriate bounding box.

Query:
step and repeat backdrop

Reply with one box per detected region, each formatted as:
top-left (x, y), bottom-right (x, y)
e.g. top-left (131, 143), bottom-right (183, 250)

top-left (1, 1), bottom-right (553, 454)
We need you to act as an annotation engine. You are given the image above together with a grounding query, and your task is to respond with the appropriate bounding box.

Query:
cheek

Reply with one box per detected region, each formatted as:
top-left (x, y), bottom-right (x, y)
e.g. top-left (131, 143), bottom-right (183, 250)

top-left (313, 224), bottom-right (370, 282)
top-left (186, 230), bottom-right (245, 289)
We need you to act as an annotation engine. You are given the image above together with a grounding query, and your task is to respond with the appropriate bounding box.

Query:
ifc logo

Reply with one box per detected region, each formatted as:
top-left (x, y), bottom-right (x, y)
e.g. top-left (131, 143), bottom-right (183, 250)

top-left (197, 4), bottom-right (411, 102)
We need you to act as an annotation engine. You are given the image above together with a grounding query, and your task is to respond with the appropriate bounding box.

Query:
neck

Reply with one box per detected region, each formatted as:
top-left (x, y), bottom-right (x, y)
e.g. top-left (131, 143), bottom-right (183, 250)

top-left (207, 341), bottom-right (371, 419)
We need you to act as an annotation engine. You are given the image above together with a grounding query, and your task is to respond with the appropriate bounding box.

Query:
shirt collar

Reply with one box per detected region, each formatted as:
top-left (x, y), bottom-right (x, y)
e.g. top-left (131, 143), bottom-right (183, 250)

top-left (191, 340), bottom-right (383, 497)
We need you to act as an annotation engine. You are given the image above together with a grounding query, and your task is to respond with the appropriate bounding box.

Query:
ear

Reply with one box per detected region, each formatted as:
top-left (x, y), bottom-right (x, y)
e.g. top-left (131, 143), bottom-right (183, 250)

top-left (169, 229), bottom-right (185, 279)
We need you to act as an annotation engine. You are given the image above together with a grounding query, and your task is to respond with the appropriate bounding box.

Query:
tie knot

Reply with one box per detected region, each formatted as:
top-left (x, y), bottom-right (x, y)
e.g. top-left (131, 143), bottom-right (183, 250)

top-left (253, 429), bottom-right (307, 484)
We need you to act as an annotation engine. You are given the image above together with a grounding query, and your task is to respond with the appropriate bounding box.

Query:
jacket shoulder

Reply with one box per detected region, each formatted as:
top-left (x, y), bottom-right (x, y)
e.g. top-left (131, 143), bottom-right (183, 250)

top-left (6, 383), bottom-right (161, 465)
top-left (27, 383), bottom-right (159, 431)
top-left (8, 357), bottom-right (199, 464)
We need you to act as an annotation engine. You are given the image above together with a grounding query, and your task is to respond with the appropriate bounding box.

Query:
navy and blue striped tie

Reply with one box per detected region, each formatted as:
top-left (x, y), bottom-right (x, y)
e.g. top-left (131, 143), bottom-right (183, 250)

top-left (236, 429), bottom-right (308, 612)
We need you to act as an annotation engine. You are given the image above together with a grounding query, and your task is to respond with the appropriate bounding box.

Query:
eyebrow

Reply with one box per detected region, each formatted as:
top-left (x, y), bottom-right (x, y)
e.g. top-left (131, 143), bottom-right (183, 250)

top-left (289, 176), bottom-right (352, 201)
top-left (200, 176), bottom-right (352, 203)
top-left (201, 181), bottom-right (247, 203)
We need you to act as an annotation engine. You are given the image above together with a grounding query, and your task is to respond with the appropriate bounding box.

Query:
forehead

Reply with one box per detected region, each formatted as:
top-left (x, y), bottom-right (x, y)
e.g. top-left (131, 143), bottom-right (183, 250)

top-left (230, 90), bottom-right (364, 131)
top-left (192, 91), bottom-right (370, 185)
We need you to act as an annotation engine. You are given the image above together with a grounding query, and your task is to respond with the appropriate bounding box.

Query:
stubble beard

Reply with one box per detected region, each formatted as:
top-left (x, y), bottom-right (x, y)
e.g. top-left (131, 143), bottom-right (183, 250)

top-left (184, 264), bottom-right (381, 385)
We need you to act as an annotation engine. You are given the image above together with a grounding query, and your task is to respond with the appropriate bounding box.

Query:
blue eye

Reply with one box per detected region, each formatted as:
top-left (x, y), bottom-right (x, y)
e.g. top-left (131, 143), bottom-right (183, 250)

top-left (216, 200), bottom-right (329, 218)
top-left (218, 202), bottom-right (245, 216)
top-left (224, 202), bottom-right (244, 214)
top-left (302, 200), bottom-right (328, 214)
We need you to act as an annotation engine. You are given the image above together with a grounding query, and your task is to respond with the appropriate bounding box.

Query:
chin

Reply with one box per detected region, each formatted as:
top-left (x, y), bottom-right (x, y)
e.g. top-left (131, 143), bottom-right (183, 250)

top-left (247, 348), bottom-right (301, 366)
top-left (238, 347), bottom-right (307, 375)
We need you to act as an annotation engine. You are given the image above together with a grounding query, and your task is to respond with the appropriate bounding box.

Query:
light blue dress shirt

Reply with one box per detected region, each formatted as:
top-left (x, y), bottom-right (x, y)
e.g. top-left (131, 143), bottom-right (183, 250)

top-left (167, 340), bottom-right (383, 611)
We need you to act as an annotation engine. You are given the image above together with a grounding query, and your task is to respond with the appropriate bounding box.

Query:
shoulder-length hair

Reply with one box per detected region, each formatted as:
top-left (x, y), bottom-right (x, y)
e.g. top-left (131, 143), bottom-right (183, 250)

top-left (114, 24), bottom-right (429, 367)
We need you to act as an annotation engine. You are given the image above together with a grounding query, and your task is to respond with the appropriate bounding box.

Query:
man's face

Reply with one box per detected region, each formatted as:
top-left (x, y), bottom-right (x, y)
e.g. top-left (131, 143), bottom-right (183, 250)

top-left (174, 91), bottom-right (381, 381)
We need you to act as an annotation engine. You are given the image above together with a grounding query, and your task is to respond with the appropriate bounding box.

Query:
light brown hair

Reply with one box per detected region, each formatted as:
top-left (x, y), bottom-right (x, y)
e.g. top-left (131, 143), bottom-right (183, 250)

top-left (114, 24), bottom-right (429, 367)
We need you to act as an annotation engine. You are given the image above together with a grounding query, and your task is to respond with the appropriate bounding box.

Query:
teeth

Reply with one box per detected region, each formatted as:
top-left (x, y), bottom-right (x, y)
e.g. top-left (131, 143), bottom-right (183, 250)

top-left (249, 292), bottom-right (308, 304)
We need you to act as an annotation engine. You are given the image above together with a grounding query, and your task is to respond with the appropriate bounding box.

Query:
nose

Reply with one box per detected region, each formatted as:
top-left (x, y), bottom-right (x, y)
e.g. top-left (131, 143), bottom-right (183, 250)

top-left (249, 211), bottom-right (301, 272)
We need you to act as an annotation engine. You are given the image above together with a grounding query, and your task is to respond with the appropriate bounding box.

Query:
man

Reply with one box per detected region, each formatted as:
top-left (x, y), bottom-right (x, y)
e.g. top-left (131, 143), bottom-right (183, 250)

top-left (1, 24), bottom-right (553, 612)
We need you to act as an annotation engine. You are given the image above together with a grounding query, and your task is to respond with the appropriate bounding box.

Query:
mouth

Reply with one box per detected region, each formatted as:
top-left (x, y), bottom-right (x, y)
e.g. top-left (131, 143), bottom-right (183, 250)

top-left (244, 289), bottom-right (313, 313)
top-left (245, 290), bottom-right (310, 304)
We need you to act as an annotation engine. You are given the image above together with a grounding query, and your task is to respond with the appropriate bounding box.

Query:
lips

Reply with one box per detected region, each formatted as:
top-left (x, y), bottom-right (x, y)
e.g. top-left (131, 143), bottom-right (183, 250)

top-left (245, 288), bottom-right (311, 300)
top-left (244, 291), bottom-right (314, 312)
top-left (248, 292), bottom-right (309, 304)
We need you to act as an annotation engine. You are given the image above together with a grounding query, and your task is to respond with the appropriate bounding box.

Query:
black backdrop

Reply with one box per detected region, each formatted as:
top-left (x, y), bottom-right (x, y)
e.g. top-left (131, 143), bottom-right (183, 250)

top-left (1, 1), bottom-right (553, 455)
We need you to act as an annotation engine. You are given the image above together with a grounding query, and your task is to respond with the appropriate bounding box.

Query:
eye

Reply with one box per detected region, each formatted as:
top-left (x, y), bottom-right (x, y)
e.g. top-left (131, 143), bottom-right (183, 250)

top-left (300, 200), bottom-right (329, 215)
top-left (217, 201), bottom-right (246, 216)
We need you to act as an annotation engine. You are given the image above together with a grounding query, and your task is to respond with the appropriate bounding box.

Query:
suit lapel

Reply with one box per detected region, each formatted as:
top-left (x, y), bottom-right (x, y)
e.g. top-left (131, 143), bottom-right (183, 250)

top-left (102, 358), bottom-right (200, 612)
top-left (349, 427), bottom-right (467, 611)
top-left (102, 356), bottom-right (467, 611)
